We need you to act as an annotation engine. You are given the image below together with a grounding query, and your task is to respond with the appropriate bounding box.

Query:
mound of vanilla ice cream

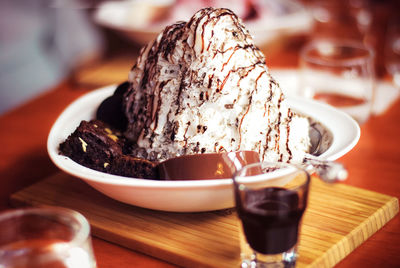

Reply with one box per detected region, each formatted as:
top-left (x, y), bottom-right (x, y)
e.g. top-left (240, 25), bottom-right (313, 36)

top-left (123, 7), bottom-right (310, 163)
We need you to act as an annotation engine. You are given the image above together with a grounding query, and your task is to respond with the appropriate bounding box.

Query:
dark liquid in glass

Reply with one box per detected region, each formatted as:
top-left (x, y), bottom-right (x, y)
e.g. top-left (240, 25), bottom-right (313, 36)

top-left (237, 187), bottom-right (306, 254)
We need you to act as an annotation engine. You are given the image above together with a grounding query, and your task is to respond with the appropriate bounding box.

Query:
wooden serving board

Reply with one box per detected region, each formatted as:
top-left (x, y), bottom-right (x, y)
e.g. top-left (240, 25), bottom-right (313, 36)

top-left (10, 173), bottom-right (398, 268)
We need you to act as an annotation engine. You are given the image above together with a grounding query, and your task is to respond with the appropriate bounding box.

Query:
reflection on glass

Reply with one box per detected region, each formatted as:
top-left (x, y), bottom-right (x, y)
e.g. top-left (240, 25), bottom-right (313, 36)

top-left (0, 207), bottom-right (96, 268)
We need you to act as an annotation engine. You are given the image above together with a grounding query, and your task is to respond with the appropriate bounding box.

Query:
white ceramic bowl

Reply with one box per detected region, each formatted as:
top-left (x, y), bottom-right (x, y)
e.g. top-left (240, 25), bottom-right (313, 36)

top-left (47, 85), bottom-right (360, 212)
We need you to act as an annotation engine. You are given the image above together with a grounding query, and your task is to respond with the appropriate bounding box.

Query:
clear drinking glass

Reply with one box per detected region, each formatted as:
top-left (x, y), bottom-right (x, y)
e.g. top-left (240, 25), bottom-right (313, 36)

top-left (299, 39), bottom-right (375, 124)
top-left (0, 207), bottom-right (96, 268)
top-left (233, 162), bottom-right (310, 268)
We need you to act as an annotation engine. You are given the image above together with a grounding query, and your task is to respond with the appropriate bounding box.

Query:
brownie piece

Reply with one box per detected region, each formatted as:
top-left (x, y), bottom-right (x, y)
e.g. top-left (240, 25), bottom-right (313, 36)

top-left (59, 120), bottom-right (125, 173)
top-left (110, 155), bottom-right (159, 180)
top-left (59, 120), bottom-right (158, 179)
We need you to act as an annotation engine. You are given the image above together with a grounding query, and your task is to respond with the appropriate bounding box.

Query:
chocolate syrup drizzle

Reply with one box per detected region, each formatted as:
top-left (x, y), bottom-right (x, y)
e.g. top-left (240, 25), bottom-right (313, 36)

top-left (123, 8), bottom-right (298, 161)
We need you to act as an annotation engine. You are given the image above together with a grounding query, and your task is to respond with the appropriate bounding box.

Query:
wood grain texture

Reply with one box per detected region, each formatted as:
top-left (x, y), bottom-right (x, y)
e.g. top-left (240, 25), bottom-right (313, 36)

top-left (10, 173), bottom-right (398, 268)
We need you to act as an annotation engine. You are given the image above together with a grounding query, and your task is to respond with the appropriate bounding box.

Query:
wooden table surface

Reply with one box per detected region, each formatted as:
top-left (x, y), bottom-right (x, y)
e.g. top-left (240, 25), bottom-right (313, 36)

top-left (1, 31), bottom-right (400, 268)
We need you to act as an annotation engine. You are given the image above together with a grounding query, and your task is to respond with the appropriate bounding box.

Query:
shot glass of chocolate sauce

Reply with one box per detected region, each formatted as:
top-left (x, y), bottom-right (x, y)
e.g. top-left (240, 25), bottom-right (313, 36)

top-left (233, 162), bottom-right (310, 268)
top-left (0, 207), bottom-right (96, 268)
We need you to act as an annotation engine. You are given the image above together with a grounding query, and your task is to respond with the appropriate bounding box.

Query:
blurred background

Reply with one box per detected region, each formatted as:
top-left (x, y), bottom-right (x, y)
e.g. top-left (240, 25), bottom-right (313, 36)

top-left (1, 0), bottom-right (399, 118)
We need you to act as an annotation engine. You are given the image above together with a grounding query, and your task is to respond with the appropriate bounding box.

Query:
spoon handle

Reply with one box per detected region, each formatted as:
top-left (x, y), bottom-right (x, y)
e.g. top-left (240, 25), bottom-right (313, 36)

top-left (303, 156), bottom-right (348, 183)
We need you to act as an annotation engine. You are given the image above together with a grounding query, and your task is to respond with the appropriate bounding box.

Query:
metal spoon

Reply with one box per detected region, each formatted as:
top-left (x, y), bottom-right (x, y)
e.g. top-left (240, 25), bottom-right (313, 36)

top-left (309, 124), bottom-right (322, 155)
top-left (303, 156), bottom-right (348, 183)
top-left (304, 125), bottom-right (348, 183)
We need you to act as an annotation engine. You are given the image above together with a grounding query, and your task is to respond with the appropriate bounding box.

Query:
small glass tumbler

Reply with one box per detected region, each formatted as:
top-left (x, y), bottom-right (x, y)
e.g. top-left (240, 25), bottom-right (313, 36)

top-left (233, 162), bottom-right (310, 268)
top-left (299, 39), bottom-right (375, 124)
top-left (0, 207), bottom-right (96, 268)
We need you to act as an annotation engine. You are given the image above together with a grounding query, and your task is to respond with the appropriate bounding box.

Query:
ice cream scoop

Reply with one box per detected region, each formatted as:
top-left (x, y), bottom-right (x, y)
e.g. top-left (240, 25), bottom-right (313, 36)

top-left (123, 7), bottom-right (310, 163)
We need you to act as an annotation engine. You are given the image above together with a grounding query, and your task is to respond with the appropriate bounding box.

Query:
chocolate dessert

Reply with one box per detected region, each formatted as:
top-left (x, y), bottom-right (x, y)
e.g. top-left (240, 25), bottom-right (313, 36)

top-left (59, 7), bottom-right (311, 180)
top-left (123, 7), bottom-right (310, 163)
top-left (109, 155), bottom-right (158, 179)
top-left (59, 119), bottom-right (158, 179)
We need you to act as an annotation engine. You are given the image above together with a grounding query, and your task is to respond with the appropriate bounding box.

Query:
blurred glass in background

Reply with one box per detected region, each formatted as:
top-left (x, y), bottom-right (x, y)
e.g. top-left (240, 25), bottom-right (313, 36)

top-left (307, 0), bottom-right (372, 41)
top-left (299, 39), bottom-right (375, 124)
top-left (306, 0), bottom-right (400, 79)
top-left (384, 17), bottom-right (400, 87)
top-left (299, 0), bottom-right (400, 123)
top-left (0, 0), bottom-right (104, 115)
